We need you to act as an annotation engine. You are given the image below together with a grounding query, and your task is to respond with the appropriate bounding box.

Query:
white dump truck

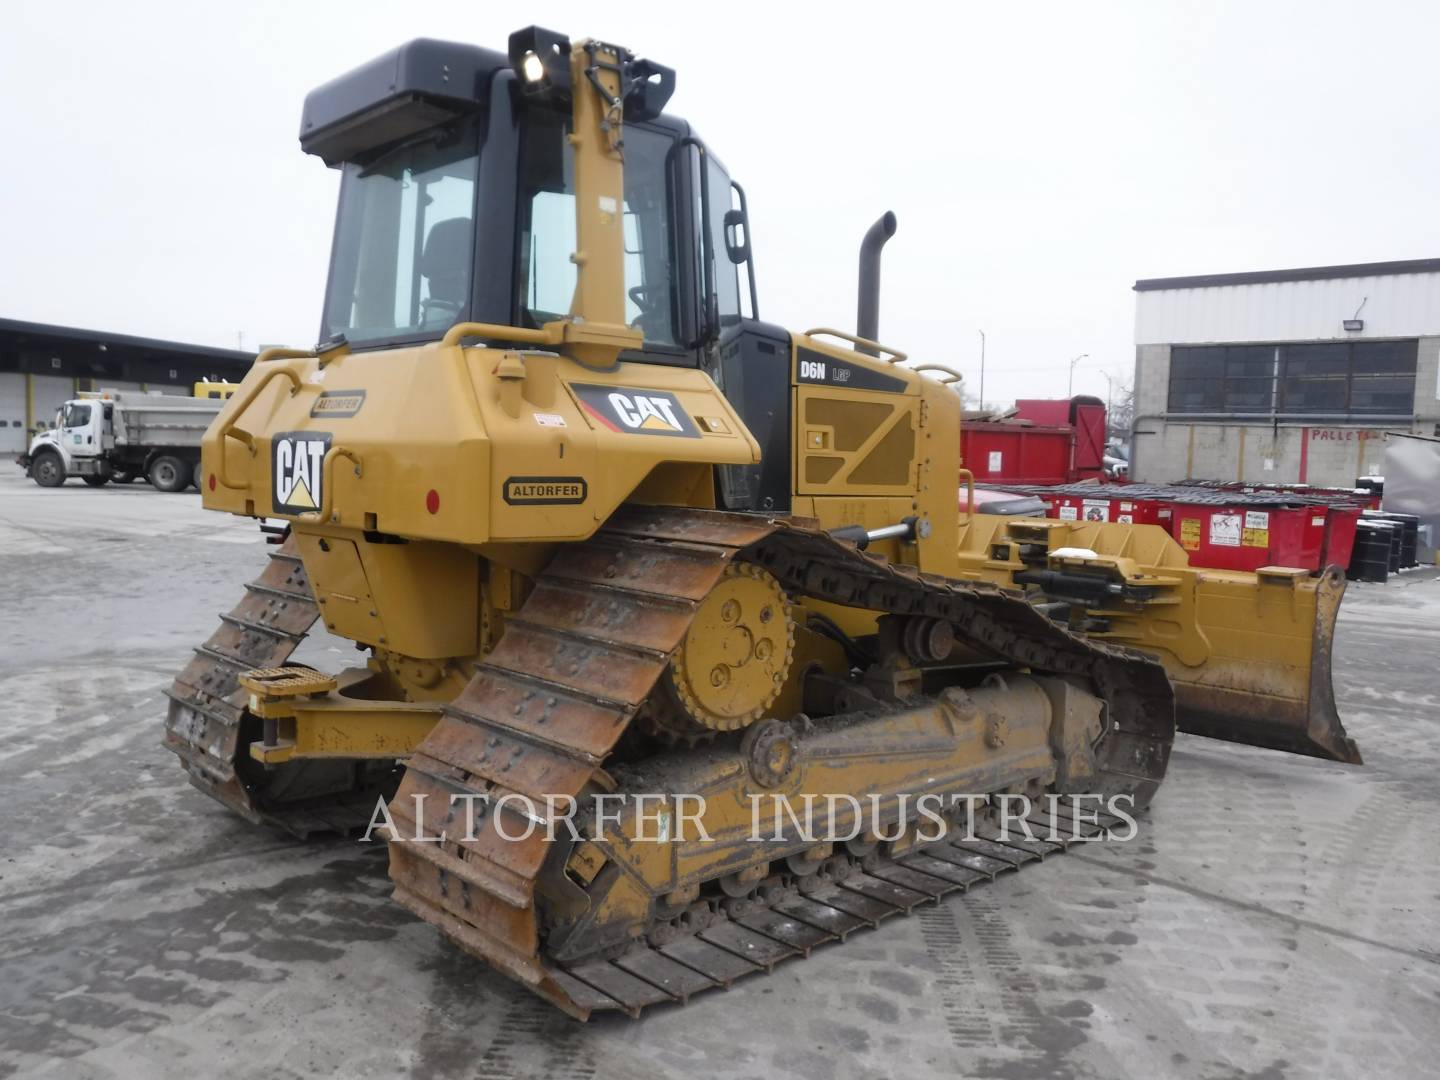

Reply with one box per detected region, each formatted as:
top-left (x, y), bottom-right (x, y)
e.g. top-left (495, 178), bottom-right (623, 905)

top-left (18, 390), bottom-right (224, 491)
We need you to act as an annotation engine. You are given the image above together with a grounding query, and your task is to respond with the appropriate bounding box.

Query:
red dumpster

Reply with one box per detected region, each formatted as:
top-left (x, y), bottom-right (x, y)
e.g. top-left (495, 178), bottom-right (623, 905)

top-left (961, 422), bottom-right (1073, 485)
top-left (1045, 491), bottom-right (1171, 527)
top-left (1320, 506), bottom-right (1362, 570)
top-left (1168, 502), bottom-right (1324, 572)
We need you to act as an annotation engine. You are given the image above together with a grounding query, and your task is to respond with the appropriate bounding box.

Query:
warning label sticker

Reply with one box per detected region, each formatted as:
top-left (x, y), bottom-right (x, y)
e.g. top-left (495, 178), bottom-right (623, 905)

top-left (988, 450), bottom-right (1003, 472)
top-left (1180, 518), bottom-right (1201, 550)
top-left (1242, 527), bottom-right (1270, 548)
top-left (1244, 510), bottom-right (1270, 530)
top-left (1209, 513), bottom-right (1243, 547)
top-left (1058, 505), bottom-right (1079, 521)
top-left (1082, 499), bottom-right (1110, 522)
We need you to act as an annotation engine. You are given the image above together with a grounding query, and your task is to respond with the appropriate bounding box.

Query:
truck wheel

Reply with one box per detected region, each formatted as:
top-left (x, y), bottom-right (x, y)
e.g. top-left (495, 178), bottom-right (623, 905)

top-left (191, 461), bottom-right (204, 491)
top-left (32, 451), bottom-right (66, 488)
top-left (149, 455), bottom-right (188, 493)
top-left (82, 474), bottom-right (109, 487)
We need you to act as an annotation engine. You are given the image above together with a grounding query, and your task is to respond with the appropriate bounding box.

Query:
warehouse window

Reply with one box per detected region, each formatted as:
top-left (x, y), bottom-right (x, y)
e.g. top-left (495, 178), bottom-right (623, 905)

top-left (1169, 340), bottom-right (1417, 418)
top-left (1279, 340), bottom-right (1417, 416)
top-left (1168, 345), bottom-right (1274, 414)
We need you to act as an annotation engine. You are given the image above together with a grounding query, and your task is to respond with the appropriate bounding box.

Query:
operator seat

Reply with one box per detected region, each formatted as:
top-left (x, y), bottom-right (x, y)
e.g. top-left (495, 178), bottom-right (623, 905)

top-left (419, 217), bottom-right (471, 325)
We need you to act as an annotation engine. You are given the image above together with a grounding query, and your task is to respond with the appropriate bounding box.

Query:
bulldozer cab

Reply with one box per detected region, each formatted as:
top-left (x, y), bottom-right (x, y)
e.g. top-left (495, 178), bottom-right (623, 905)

top-left (306, 38), bottom-right (739, 356)
top-left (303, 32), bottom-right (792, 511)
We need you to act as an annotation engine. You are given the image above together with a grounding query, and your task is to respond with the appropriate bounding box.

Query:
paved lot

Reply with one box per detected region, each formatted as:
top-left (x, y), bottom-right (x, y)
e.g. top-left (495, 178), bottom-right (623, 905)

top-left (1, 463), bottom-right (1437, 1080)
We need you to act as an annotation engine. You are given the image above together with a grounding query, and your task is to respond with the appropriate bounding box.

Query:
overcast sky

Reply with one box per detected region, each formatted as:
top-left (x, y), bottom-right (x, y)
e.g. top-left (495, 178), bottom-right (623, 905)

top-left (4, 0), bottom-right (1437, 407)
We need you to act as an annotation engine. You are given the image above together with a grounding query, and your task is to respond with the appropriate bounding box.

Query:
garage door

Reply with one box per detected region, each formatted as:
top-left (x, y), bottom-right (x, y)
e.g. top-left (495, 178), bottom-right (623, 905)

top-left (0, 373), bottom-right (25, 453)
top-left (31, 374), bottom-right (76, 435)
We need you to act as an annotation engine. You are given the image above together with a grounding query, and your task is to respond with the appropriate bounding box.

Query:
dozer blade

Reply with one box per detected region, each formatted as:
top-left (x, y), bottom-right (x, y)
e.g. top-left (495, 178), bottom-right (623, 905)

top-left (956, 516), bottom-right (1358, 765)
top-left (1167, 565), bottom-right (1357, 764)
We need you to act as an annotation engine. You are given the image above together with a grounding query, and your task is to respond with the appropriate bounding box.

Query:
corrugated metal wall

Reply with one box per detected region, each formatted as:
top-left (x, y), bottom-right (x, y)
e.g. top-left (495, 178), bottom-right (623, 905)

top-left (30, 375), bottom-right (75, 433)
top-left (0, 373), bottom-right (26, 453)
top-left (1136, 272), bottom-right (1440, 345)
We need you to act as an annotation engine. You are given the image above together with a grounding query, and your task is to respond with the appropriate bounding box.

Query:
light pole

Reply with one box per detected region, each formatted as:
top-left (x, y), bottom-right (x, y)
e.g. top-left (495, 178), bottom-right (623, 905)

top-left (977, 329), bottom-right (986, 412)
top-left (1067, 353), bottom-right (1089, 397)
top-left (1100, 370), bottom-right (1118, 442)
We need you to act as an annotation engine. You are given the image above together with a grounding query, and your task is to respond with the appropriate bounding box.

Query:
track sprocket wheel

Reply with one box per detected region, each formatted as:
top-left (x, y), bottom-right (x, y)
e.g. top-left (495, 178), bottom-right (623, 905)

top-left (647, 561), bottom-right (795, 742)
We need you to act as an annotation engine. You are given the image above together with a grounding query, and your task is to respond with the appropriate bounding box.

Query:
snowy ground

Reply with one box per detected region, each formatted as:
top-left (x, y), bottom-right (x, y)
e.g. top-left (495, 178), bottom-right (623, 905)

top-left (1, 463), bottom-right (1437, 1080)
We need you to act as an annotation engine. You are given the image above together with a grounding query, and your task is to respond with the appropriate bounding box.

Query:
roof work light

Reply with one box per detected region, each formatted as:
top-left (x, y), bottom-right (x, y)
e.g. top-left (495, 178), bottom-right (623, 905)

top-left (508, 26), bottom-right (573, 100)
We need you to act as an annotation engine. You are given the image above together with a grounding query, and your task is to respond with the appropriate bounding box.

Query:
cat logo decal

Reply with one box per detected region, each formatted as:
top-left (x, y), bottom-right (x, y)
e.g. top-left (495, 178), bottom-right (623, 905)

top-left (271, 431), bottom-right (331, 514)
top-left (570, 384), bottom-right (701, 439)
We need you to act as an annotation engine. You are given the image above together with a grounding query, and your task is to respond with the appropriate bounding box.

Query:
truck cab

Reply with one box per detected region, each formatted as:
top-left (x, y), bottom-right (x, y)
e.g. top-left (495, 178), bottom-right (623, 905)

top-left (20, 391), bottom-right (220, 491)
top-left (21, 399), bottom-right (110, 486)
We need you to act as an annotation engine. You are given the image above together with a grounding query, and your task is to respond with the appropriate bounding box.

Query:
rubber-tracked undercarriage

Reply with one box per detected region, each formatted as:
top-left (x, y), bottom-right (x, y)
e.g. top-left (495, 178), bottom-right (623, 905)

top-left (165, 25), bottom-right (1355, 1019)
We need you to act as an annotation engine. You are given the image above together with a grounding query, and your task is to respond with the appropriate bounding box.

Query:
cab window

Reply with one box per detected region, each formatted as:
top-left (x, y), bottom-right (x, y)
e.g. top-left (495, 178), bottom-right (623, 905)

top-left (62, 404), bottom-right (91, 428)
top-left (705, 155), bottom-right (742, 329)
top-left (322, 124), bottom-right (481, 344)
top-left (518, 117), bottom-right (679, 347)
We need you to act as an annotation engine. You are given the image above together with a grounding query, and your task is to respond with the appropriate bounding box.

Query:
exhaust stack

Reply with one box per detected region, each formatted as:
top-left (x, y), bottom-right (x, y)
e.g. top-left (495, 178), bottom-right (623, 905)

top-left (856, 211), bottom-right (897, 356)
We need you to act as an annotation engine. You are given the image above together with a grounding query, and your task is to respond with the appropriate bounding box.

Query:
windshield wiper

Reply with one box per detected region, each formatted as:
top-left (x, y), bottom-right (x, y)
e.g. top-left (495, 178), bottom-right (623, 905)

top-left (356, 127), bottom-right (450, 179)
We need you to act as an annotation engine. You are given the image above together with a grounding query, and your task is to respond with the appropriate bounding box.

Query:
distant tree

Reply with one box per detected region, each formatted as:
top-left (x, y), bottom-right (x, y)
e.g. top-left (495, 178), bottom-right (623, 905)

top-left (961, 382), bottom-right (985, 413)
top-left (960, 382), bottom-right (1009, 416)
top-left (905, 367), bottom-right (1009, 415)
top-left (1106, 373), bottom-right (1135, 443)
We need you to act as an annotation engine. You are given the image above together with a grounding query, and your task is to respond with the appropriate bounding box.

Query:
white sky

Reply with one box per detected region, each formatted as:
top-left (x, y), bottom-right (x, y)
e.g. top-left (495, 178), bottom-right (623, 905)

top-left (3, 0), bottom-right (1437, 407)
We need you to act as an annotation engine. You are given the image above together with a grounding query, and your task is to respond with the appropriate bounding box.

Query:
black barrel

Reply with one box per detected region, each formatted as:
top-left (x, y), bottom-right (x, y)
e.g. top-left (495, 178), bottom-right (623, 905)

top-left (1347, 521), bottom-right (1392, 583)
top-left (1363, 511), bottom-right (1420, 569)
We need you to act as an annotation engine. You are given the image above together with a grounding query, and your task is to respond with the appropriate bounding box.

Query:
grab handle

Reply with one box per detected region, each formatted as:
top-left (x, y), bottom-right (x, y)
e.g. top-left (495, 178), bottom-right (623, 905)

top-left (297, 447), bottom-right (362, 524)
top-left (958, 467), bottom-right (976, 524)
top-left (802, 328), bottom-right (908, 363)
top-left (441, 322), bottom-right (564, 349)
top-left (215, 367), bottom-right (302, 491)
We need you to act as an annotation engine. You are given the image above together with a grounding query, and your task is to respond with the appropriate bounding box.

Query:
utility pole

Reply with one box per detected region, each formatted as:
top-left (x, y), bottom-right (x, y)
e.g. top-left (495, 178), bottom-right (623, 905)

top-left (977, 329), bottom-right (986, 412)
top-left (1068, 353), bottom-right (1089, 397)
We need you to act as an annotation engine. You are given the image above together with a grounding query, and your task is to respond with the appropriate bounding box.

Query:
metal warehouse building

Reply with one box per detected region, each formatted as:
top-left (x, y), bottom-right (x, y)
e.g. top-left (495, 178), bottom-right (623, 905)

top-left (1130, 258), bottom-right (1440, 487)
top-left (0, 318), bottom-right (255, 454)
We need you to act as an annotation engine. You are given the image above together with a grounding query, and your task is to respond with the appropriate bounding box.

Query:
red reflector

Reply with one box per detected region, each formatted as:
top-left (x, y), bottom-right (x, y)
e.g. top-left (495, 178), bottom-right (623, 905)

top-left (426, 489), bottom-right (440, 514)
top-left (208, 473), bottom-right (216, 492)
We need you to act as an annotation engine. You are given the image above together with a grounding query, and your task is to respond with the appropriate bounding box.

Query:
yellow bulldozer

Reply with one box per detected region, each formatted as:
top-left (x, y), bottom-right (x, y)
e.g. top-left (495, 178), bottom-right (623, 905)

top-left (166, 27), bottom-right (1354, 1018)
